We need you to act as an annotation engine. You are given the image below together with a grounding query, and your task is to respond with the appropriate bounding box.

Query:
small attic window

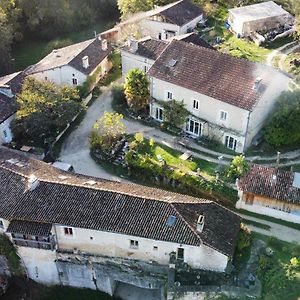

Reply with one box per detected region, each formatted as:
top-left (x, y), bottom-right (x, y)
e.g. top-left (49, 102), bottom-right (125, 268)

top-left (166, 215), bottom-right (176, 227)
top-left (168, 59), bottom-right (178, 67)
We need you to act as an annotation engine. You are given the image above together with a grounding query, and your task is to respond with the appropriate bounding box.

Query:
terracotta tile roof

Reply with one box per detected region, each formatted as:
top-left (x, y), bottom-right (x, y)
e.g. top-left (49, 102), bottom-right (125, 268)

top-left (122, 34), bottom-right (213, 61)
top-left (27, 38), bottom-right (112, 76)
top-left (0, 147), bottom-right (240, 257)
top-left (158, 0), bottom-right (203, 26)
top-left (148, 40), bottom-right (281, 111)
top-left (135, 38), bottom-right (169, 60)
top-left (175, 32), bottom-right (215, 50)
top-left (238, 164), bottom-right (300, 204)
top-left (0, 71), bottom-right (25, 123)
top-left (7, 220), bottom-right (52, 236)
top-left (68, 38), bottom-right (113, 75)
top-left (0, 94), bottom-right (16, 123)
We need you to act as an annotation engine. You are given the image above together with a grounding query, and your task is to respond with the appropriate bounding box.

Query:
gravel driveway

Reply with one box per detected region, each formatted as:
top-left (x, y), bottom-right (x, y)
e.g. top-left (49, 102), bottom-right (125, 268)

top-left (59, 86), bottom-right (152, 181)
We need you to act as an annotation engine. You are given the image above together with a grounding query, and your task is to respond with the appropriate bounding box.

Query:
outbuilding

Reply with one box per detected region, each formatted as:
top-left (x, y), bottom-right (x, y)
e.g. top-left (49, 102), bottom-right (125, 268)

top-left (228, 1), bottom-right (293, 37)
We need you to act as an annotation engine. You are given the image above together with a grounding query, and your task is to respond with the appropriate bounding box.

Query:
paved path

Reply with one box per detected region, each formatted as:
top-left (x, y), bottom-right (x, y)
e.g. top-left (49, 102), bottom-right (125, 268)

top-left (239, 213), bottom-right (300, 244)
top-left (59, 87), bottom-right (123, 181)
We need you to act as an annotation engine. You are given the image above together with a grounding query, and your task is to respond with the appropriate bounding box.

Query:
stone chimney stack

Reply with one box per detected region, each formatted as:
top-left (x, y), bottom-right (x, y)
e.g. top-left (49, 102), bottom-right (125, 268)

top-left (196, 215), bottom-right (205, 233)
top-left (253, 77), bottom-right (262, 91)
top-left (27, 175), bottom-right (39, 191)
top-left (128, 38), bottom-right (138, 53)
top-left (82, 56), bottom-right (89, 69)
top-left (101, 39), bottom-right (108, 51)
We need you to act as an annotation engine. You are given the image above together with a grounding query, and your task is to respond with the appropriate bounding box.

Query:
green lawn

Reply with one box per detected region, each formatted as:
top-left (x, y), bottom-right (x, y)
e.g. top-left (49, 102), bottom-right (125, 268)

top-left (218, 36), bottom-right (271, 63)
top-left (284, 52), bottom-right (300, 75)
top-left (12, 22), bottom-right (110, 72)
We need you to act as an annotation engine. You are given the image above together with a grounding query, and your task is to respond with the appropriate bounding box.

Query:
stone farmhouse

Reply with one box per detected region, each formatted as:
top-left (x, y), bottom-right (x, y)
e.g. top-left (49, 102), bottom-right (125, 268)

top-left (0, 147), bottom-right (240, 296)
top-left (237, 164), bottom-right (300, 224)
top-left (140, 0), bottom-right (204, 40)
top-left (101, 0), bottom-right (204, 43)
top-left (121, 32), bottom-right (214, 75)
top-left (0, 72), bottom-right (24, 144)
top-left (25, 37), bottom-right (112, 87)
top-left (0, 36), bottom-right (112, 145)
top-left (144, 39), bottom-right (290, 152)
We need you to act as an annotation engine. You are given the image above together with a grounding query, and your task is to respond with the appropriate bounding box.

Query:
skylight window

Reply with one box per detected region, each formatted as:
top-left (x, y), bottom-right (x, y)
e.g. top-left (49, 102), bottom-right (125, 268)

top-left (166, 215), bottom-right (177, 227)
top-left (168, 59), bottom-right (178, 67)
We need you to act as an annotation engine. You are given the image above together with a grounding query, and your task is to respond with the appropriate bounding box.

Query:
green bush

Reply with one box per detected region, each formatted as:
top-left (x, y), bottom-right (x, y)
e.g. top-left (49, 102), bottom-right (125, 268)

top-left (111, 84), bottom-right (127, 113)
top-left (264, 91), bottom-right (300, 147)
top-left (0, 234), bottom-right (21, 274)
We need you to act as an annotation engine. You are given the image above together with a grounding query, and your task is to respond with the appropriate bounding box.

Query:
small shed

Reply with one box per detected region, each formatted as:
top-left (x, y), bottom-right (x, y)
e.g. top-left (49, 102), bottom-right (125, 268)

top-left (228, 1), bottom-right (293, 37)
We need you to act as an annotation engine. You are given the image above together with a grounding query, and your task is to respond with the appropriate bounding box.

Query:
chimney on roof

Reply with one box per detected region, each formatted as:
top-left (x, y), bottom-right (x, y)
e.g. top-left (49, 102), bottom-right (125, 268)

top-left (196, 215), bottom-right (205, 233)
top-left (101, 39), bottom-right (108, 51)
top-left (128, 38), bottom-right (138, 53)
top-left (27, 175), bottom-right (39, 191)
top-left (253, 77), bottom-right (262, 91)
top-left (82, 56), bottom-right (89, 69)
top-left (0, 85), bottom-right (13, 98)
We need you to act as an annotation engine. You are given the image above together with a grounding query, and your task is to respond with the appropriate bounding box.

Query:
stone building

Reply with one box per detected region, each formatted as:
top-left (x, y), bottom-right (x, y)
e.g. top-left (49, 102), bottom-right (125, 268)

top-left (0, 147), bottom-right (240, 297)
top-left (237, 164), bottom-right (300, 223)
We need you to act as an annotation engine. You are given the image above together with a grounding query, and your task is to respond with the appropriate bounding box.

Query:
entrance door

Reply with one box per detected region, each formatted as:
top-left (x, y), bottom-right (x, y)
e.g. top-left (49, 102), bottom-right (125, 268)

top-left (155, 107), bottom-right (163, 121)
top-left (225, 135), bottom-right (237, 151)
top-left (186, 119), bottom-right (202, 136)
top-left (177, 248), bottom-right (184, 260)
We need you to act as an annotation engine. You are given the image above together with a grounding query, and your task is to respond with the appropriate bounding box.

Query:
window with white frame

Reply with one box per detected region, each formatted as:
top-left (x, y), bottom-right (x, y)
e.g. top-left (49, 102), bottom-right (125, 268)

top-left (143, 65), bottom-right (148, 73)
top-left (63, 227), bottom-right (73, 236)
top-left (186, 118), bottom-right (202, 136)
top-left (220, 110), bottom-right (228, 121)
top-left (0, 220), bottom-right (4, 229)
top-left (130, 239), bottom-right (139, 249)
top-left (72, 78), bottom-right (78, 85)
top-left (225, 135), bottom-right (237, 151)
top-left (166, 91), bottom-right (173, 100)
top-left (193, 99), bottom-right (199, 110)
top-left (155, 107), bottom-right (164, 121)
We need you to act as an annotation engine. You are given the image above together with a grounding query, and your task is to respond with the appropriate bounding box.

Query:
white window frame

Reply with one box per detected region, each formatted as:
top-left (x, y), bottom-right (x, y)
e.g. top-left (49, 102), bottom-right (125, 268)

top-left (193, 99), bottom-right (199, 110)
top-left (220, 110), bottom-right (228, 121)
top-left (72, 78), bottom-right (78, 85)
top-left (166, 91), bottom-right (173, 100)
top-left (63, 227), bottom-right (74, 237)
top-left (155, 107), bottom-right (164, 121)
top-left (186, 118), bottom-right (202, 136)
top-left (0, 219), bottom-right (4, 229)
top-left (129, 239), bottom-right (139, 249)
top-left (225, 135), bottom-right (237, 151)
top-left (143, 65), bottom-right (148, 73)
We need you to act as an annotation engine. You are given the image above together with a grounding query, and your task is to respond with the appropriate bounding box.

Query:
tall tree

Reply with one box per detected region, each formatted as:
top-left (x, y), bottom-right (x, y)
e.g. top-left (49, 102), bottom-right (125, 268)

top-left (90, 112), bottom-right (126, 151)
top-left (12, 77), bottom-right (82, 144)
top-left (162, 100), bottom-right (189, 128)
top-left (264, 91), bottom-right (300, 147)
top-left (124, 68), bottom-right (150, 112)
top-left (0, 9), bottom-right (13, 75)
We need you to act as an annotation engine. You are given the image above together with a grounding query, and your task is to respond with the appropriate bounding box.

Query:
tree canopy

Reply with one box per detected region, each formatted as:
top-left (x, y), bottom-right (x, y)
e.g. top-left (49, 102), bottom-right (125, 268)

top-left (0, 0), bottom-right (118, 75)
top-left (162, 100), bottom-right (189, 128)
top-left (90, 112), bottom-right (126, 151)
top-left (124, 69), bottom-right (150, 112)
top-left (12, 77), bottom-right (82, 145)
top-left (264, 91), bottom-right (300, 147)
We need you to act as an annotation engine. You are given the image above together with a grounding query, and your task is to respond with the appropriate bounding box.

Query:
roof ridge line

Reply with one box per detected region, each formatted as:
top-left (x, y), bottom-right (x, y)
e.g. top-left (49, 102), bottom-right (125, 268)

top-left (0, 163), bottom-right (212, 205)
